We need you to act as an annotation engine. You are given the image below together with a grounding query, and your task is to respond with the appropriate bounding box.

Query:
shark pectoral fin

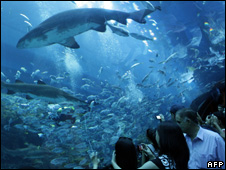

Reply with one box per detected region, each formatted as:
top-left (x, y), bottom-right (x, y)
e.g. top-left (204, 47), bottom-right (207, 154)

top-left (92, 25), bottom-right (107, 32)
top-left (58, 37), bottom-right (80, 49)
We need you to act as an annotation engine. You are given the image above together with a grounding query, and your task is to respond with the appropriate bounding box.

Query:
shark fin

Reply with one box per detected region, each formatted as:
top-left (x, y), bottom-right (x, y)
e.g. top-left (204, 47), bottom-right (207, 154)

top-left (37, 80), bottom-right (46, 85)
top-left (58, 37), bottom-right (80, 49)
top-left (92, 25), bottom-right (106, 32)
top-left (129, 9), bottom-right (154, 24)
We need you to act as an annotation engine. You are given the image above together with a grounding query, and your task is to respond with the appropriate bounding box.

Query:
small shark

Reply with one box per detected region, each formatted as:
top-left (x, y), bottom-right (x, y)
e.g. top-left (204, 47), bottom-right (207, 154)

top-left (1, 80), bottom-right (87, 105)
top-left (130, 33), bottom-right (153, 41)
top-left (16, 8), bottom-right (159, 49)
top-left (106, 22), bottom-right (129, 37)
top-left (140, 1), bottom-right (161, 11)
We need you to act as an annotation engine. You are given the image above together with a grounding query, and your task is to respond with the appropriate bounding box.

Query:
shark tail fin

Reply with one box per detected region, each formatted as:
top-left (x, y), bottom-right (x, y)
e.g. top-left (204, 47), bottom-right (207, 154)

top-left (129, 9), bottom-right (154, 24)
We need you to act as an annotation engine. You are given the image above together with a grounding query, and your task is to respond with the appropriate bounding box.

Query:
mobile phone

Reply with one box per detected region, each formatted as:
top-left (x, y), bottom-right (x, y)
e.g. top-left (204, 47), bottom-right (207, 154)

top-left (156, 115), bottom-right (161, 120)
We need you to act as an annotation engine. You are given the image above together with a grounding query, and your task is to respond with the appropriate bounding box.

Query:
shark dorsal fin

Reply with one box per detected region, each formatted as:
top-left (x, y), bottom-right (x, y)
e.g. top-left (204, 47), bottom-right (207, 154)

top-left (37, 80), bottom-right (46, 85)
top-left (15, 80), bottom-right (24, 83)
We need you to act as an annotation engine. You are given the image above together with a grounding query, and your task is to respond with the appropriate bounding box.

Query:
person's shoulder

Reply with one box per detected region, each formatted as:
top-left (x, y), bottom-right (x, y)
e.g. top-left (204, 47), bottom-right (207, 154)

top-left (201, 124), bottom-right (218, 133)
top-left (138, 160), bottom-right (160, 169)
top-left (201, 127), bottom-right (223, 139)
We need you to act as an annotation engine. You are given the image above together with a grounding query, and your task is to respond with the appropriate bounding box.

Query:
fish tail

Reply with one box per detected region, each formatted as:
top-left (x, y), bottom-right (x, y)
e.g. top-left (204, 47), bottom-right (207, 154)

top-left (129, 9), bottom-right (154, 24)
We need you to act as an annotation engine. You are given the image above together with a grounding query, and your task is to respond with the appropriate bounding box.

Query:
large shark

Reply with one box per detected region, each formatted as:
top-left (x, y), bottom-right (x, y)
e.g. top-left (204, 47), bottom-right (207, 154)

top-left (1, 80), bottom-right (87, 105)
top-left (16, 8), bottom-right (160, 49)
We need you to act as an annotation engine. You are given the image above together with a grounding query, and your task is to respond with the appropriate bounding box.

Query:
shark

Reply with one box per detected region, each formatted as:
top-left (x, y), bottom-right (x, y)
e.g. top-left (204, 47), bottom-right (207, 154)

top-left (140, 1), bottom-right (161, 11)
top-left (16, 8), bottom-right (159, 49)
top-left (130, 33), bottom-right (153, 41)
top-left (106, 22), bottom-right (129, 37)
top-left (1, 80), bottom-right (87, 105)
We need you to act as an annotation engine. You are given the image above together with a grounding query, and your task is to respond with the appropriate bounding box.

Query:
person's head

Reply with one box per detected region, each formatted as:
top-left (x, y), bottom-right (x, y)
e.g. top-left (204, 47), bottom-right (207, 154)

top-left (213, 111), bottom-right (225, 128)
top-left (175, 108), bottom-right (199, 133)
top-left (156, 121), bottom-right (189, 169)
top-left (170, 104), bottom-right (185, 121)
top-left (213, 83), bottom-right (225, 107)
top-left (115, 137), bottom-right (137, 169)
top-left (146, 128), bottom-right (159, 150)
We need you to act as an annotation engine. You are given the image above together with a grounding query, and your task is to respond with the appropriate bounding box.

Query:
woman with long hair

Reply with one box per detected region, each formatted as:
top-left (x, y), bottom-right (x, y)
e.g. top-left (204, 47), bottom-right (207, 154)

top-left (114, 137), bottom-right (138, 169)
top-left (112, 121), bottom-right (189, 169)
top-left (93, 136), bottom-right (138, 169)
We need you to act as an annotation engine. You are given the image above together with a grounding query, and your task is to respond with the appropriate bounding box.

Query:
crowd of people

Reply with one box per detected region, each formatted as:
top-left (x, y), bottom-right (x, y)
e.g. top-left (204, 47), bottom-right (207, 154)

top-left (90, 84), bottom-right (225, 169)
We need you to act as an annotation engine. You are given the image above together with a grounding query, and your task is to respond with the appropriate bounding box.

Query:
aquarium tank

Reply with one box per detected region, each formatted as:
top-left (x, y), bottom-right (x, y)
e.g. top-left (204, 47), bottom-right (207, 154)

top-left (1, 1), bottom-right (225, 169)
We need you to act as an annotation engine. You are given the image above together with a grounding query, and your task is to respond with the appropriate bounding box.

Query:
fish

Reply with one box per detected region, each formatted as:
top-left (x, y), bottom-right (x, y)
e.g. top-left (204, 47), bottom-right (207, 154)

top-left (17, 8), bottom-right (157, 49)
top-left (130, 33), bottom-right (153, 41)
top-left (24, 20), bottom-right (32, 27)
top-left (20, 67), bottom-right (27, 72)
top-left (81, 84), bottom-right (90, 90)
top-left (20, 13), bottom-right (30, 20)
top-left (15, 71), bottom-right (21, 79)
top-left (98, 67), bottom-right (103, 76)
top-left (50, 157), bottom-right (68, 166)
top-left (167, 78), bottom-right (172, 84)
top-left (140, 1), bottom-right (161, 11)
top-left (1, 80), bottom-right (87, 105)
top-left (141, 71), bottom-right (152, 83)
top-left (106, 22), bottom-right (129, 37)
top-left (41, 71), bottom-right (48, 74)
top-left (89, 101), bottom-right (95, 112)
top-left (131, 62), bottom-right (142, 68)
top-left (31, 69), bottom-right (40, 78)
top-left (158, 52), bottom-right (177, 64)
top-left (1, 72), bottom-right (7, 78)
top-left (149, 59), bottom-right (155, 63)
top-left (157, 70), bottom-right (166, 76)
top-left (88, 125), bottom-right (98, 130)
top-left (167, 81), bottom-right (175, 87)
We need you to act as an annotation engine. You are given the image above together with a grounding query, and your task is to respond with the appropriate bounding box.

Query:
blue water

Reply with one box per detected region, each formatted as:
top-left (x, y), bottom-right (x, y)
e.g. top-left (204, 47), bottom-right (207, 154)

top-left (1, 1), bottom-right (225, 169)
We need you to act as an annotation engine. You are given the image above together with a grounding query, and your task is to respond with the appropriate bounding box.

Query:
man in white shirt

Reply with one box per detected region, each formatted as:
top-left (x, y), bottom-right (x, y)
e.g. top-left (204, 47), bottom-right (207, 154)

top-left (175, 108), bottom-right (225, 169)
